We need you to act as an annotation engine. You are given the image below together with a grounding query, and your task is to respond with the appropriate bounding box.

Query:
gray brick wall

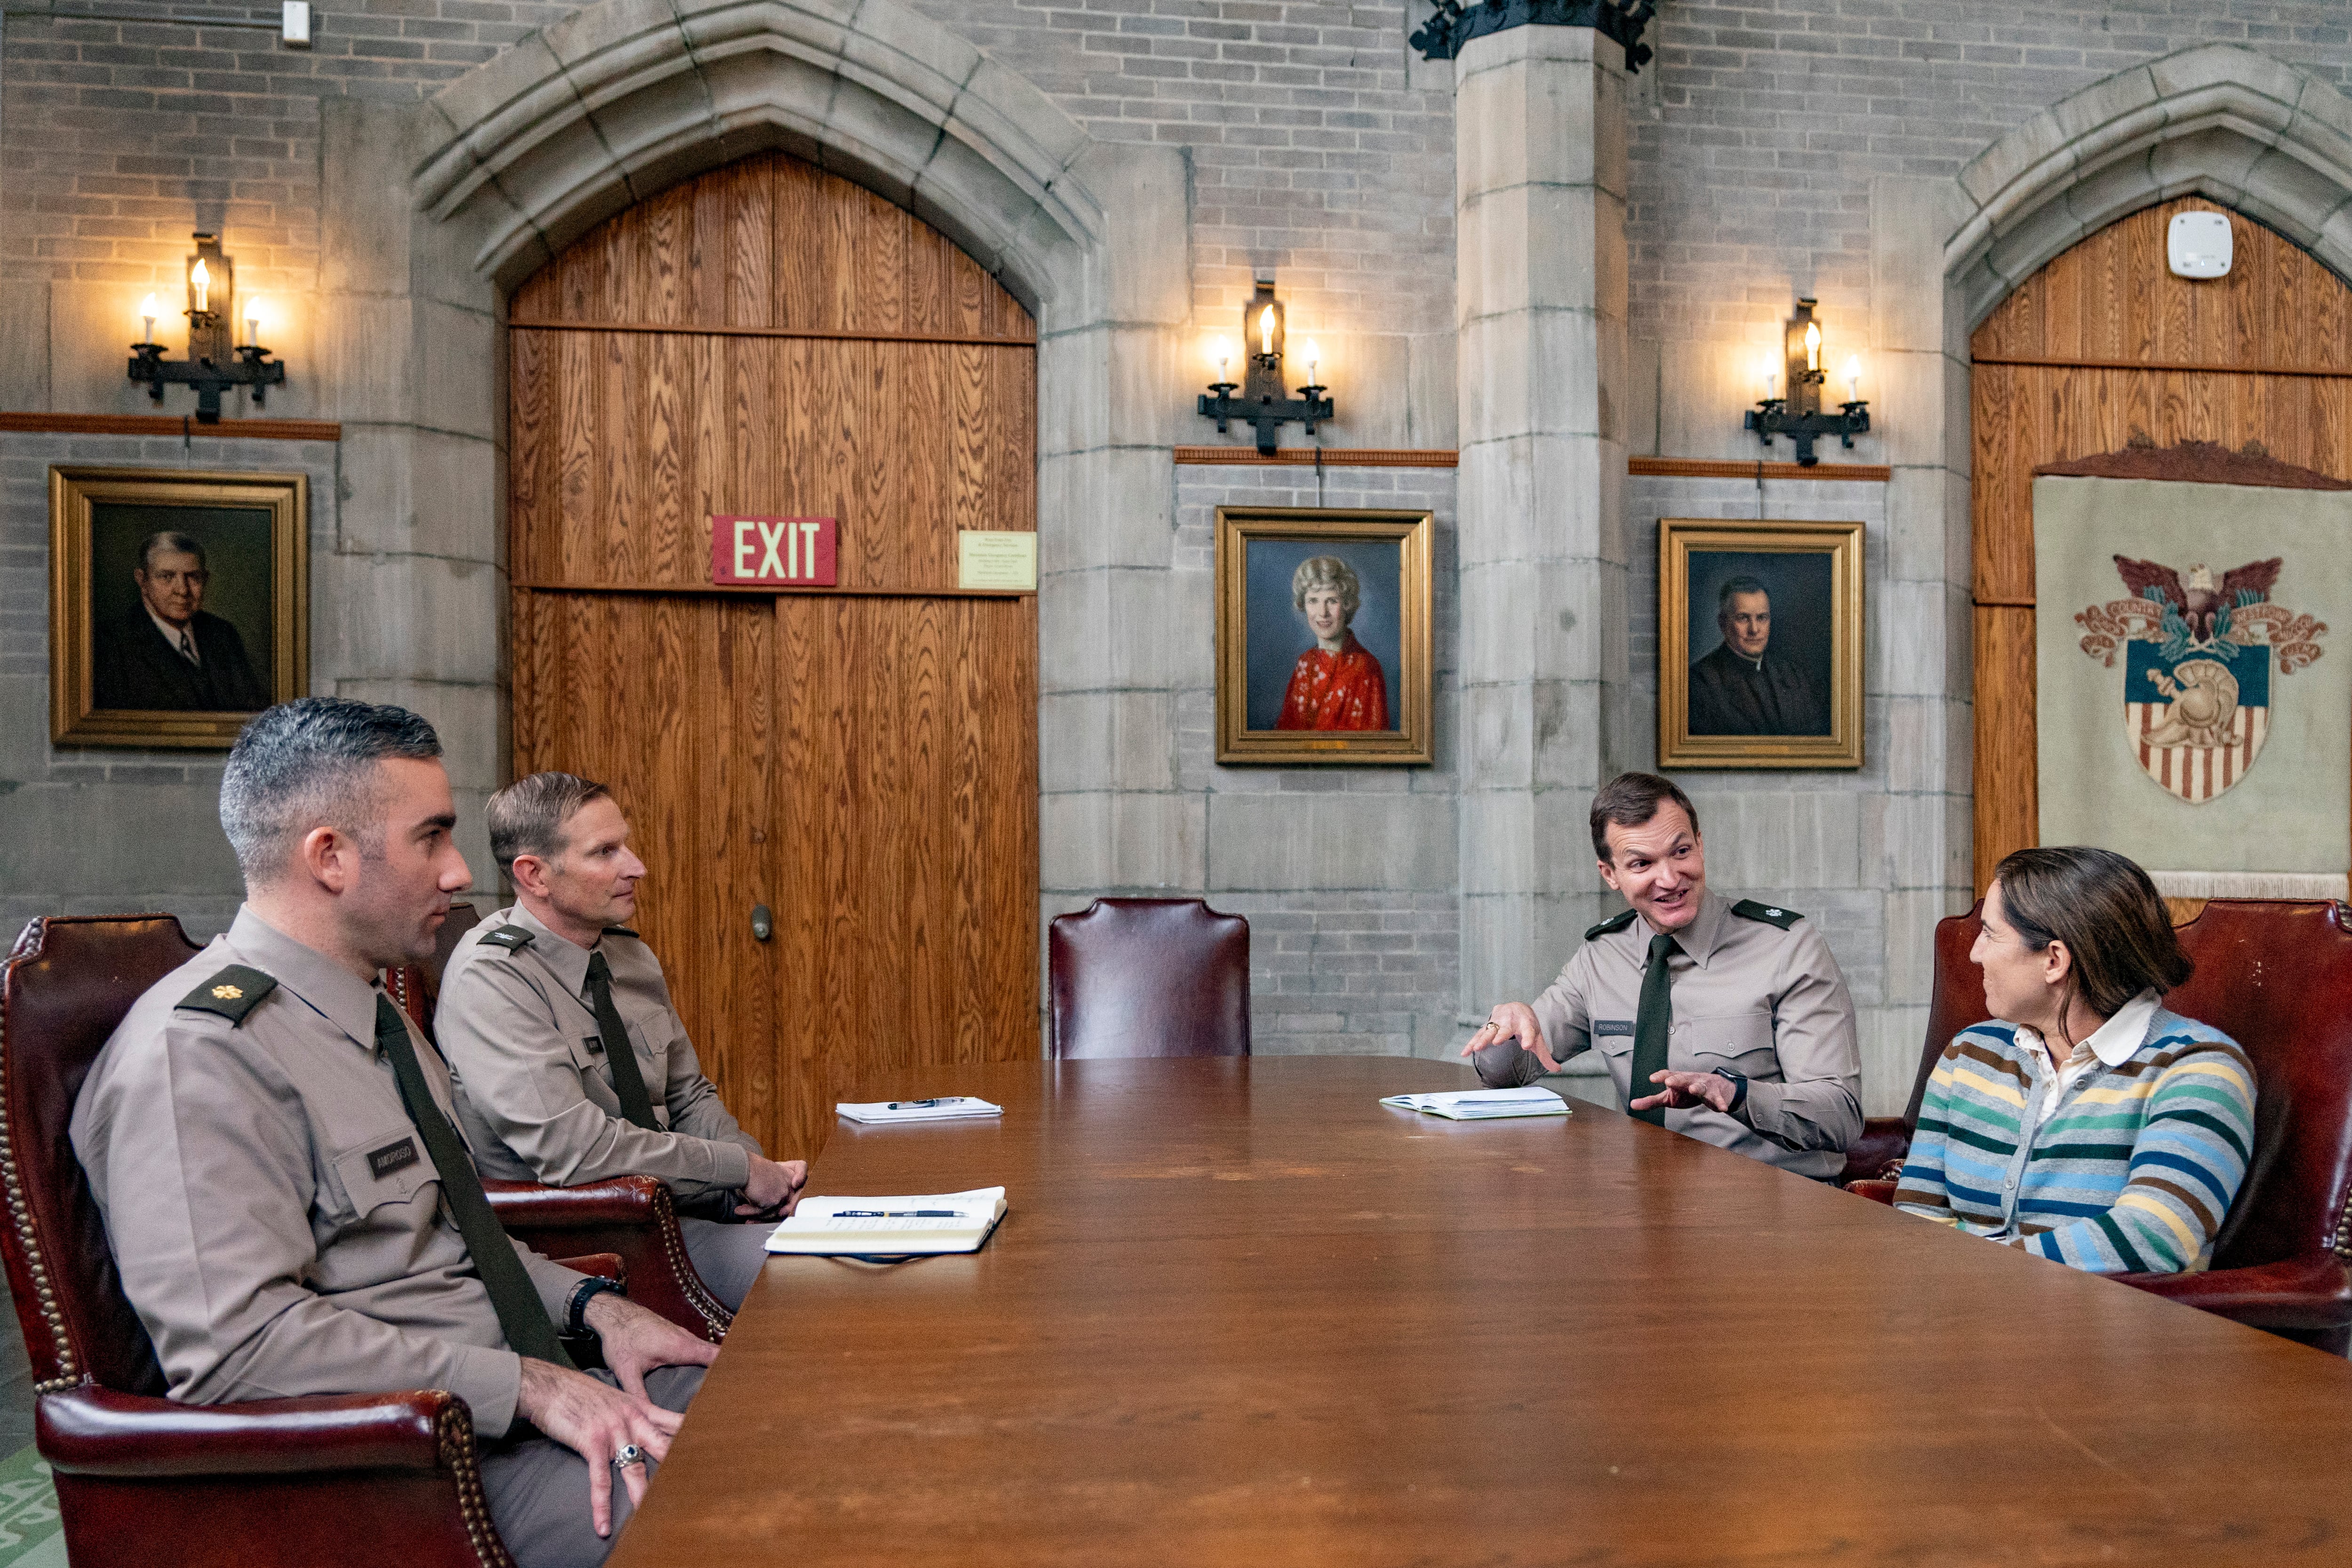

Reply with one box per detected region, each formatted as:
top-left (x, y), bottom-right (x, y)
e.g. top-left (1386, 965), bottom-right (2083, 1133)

top-left (1627, 1), bottom-right (2352, 460)
top-left (1165, 460), bottom-right (1462, 1057)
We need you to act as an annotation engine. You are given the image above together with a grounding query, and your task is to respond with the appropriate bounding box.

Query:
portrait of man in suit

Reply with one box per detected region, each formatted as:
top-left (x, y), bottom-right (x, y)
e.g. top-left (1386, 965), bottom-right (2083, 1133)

top-left (1686, 573), bottom-right (1829, 738)
top-left (92, 529), bottom-right (270, 713)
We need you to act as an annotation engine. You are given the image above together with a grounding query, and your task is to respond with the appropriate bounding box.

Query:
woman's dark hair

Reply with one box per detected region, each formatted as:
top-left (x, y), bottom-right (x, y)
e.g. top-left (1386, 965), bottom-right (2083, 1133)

top-left (1990, 845), bottom-right (2192, 1022)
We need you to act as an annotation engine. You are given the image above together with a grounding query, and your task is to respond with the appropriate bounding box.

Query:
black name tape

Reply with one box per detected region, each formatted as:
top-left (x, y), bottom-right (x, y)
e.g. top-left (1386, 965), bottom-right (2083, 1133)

top-left (367, 1138), bottom-right (421, 1180)
top-left (1592, 1020), bottom-right (1635, 1037)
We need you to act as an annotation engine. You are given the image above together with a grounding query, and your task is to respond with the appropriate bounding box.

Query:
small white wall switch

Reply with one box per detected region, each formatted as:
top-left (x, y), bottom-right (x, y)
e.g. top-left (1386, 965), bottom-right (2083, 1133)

top-left (281, 1), bottom-right (312, 48)
top-left (2168, 211), bottom-right (2232, 279)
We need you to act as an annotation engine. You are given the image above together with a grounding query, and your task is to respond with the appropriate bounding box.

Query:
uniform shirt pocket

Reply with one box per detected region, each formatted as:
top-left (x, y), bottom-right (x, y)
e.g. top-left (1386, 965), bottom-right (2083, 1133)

top-left (328, 1125), bottom-right (436, 1222)
top-left (1685, 1012), bottom-right (1778, 1078)
top-left (1590, 1019), bottom-right (1636, 1058)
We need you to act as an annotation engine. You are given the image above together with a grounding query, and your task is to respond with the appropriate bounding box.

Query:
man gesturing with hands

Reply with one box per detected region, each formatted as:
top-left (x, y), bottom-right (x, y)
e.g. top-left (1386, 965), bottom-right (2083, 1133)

top-left (73, 700), bottom-right (715, 1568)
top-left (1462, 772), bottom-right (1862, 1179)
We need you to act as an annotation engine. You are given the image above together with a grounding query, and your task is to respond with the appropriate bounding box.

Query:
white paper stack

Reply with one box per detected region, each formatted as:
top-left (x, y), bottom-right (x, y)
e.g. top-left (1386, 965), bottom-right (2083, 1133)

top-left (764, 1187), bottom-right (1009, 1255)
top-left (1379, 1086), bottom-right (1572, 1121)
top-left (835, 1095), bottom-right (1003, 1125)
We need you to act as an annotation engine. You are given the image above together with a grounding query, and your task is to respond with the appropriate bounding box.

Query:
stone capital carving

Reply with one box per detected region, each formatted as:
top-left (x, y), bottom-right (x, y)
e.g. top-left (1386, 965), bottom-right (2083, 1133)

top-left (1409, 0), bottom-right (1654, 70)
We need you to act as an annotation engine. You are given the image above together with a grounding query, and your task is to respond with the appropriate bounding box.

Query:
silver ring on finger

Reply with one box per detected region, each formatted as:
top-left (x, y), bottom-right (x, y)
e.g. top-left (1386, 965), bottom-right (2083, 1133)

top-left (612, 1443), bottom-right (647, 1470)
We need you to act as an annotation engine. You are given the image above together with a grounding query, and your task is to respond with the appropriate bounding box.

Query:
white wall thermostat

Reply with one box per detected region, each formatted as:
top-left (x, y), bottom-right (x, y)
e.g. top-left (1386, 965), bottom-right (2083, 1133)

top-left (2168, 211), bottom-right (2233, 279)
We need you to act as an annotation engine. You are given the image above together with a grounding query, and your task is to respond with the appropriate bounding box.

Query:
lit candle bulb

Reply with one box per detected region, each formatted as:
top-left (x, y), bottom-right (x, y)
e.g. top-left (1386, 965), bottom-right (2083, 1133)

top-left (1804, 318), bottom-right (1821, 374)
top-left (140, 294), bottom-right (158, 345)
top-left (1299, 338), bottom-right (1321, 386)
top-left (1843, 355), bottom-right (1861, 403)
top-left (244, 296), bottom-right (263, 347)
top-left (1760, 358), bottom-right (1779, 401)
top-left (190, 258), bottom-right (210, 315)
top-left (1208, 335), bottom-right (1232, 382)
top-left (1259, 303), bottom-right (1276, 358)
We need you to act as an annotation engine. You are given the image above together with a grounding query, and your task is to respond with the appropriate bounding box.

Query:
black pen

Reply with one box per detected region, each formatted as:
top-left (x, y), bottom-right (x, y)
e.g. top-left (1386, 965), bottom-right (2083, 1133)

top-left (835, 1209), bottom-right (964, 1218)
top-left (886, 1098), bottom-right (962, 1109)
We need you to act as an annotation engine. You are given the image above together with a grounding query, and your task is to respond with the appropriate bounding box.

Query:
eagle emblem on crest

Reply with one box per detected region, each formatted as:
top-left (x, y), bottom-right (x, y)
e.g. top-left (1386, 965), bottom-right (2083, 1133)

top-left (2075, 556), bottom-right (2327, 804)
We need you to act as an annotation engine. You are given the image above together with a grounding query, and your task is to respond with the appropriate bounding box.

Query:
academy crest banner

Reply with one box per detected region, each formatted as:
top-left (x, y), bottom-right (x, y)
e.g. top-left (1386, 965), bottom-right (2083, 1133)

top-left (2034, 448), bottom-right (2352, 893)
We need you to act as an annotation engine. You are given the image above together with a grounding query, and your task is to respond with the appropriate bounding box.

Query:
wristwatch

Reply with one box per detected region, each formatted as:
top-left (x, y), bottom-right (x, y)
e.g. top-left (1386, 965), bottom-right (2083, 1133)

top-left (1711, 1066), bottom-right (1750, 1114)
top-left (565, 1274), bottom-right (628, 1337)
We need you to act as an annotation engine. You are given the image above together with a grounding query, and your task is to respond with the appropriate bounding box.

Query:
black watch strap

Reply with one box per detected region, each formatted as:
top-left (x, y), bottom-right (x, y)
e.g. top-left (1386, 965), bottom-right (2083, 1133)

top-left (564, 1274), bottom-right (628, 1337)
top-left (1712, 1066), bottom-right (1749, 1114)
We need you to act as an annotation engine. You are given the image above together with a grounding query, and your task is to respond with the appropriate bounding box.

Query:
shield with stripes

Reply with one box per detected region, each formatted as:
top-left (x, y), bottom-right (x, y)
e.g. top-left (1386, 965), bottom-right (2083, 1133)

top-left (2122, 640), bottom-right (2266, 804)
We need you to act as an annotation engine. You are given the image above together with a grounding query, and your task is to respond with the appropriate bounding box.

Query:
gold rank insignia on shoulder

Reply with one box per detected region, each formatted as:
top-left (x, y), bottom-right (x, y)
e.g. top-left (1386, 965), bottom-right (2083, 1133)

top-left (177, 965), bottom-right (278, 1026)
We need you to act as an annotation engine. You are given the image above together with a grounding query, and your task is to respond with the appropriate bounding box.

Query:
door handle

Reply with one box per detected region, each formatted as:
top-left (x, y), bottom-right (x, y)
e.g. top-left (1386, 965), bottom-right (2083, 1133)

top-left (750, 903), bottom-right (773, 941)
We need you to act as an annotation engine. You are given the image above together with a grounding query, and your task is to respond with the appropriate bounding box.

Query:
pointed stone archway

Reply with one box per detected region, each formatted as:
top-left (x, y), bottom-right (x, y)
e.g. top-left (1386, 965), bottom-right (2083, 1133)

top-left (326, 0), bottom-right (1203, 939)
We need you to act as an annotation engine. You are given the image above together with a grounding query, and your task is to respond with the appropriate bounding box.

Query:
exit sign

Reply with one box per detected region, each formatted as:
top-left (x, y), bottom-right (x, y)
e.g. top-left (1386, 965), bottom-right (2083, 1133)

top-left (711, 515), bottom-right (837, 586)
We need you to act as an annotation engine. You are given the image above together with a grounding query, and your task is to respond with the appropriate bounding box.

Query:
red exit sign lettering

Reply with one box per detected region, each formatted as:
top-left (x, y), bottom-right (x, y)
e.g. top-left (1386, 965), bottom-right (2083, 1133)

top-left (711, 515), bottom-right (837, 585)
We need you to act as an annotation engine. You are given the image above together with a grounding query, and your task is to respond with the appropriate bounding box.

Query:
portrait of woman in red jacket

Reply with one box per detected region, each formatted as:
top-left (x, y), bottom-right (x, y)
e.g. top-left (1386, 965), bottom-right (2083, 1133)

top-left (1275, 555), bottom-right (1390, 731)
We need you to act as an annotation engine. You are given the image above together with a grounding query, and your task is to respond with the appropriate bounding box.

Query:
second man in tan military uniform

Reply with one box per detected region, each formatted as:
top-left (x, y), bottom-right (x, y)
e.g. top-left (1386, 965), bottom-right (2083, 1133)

top-left (436, 772), bottom-right (807, 1310)
top-left (1463, 771), bottom-right (1861, 1179)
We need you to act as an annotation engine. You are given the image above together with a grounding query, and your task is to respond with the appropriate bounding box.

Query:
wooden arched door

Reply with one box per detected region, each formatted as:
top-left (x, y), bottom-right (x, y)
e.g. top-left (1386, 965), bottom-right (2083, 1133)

top-left (507, 152), bottom-right (1040, 1161)
top-left (1970, 196), bottom-right (2352, 891)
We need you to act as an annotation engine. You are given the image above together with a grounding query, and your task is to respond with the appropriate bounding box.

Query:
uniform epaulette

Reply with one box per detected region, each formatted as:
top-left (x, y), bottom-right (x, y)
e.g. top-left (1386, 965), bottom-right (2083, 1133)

top-left (477, 925), bottom-right (535, 952)
top-left (601, 925), bottom-right (639, 939)
top-left (175, 965), bottom-right (277, 1025)
top-left (1584, 908), bottom-right (1638, 941)
top-left (1731, 899), bottom-right (1802, 930)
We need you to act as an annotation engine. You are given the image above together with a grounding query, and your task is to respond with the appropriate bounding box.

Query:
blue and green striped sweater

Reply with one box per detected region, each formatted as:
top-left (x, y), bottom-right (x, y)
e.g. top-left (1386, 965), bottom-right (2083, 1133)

top-left (1892, 1008), bottom-right (2256, 1274)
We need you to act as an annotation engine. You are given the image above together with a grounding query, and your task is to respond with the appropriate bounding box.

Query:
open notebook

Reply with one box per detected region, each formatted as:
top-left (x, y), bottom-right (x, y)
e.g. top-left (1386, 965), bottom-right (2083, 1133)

top-left (764, 1187), bottom-right (1009, 1255)
top-left (1379, 1087), bottom-right (1571, 1121)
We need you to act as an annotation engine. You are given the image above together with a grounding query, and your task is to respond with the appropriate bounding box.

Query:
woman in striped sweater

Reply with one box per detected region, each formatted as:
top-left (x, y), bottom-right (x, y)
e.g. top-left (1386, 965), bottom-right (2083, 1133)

top-left (1892, 846), bottom-right (2256, 1274)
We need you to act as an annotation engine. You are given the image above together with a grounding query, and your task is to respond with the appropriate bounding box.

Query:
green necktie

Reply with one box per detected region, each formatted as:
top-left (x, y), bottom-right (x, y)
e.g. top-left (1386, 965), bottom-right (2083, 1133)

top-left (584, 949), bottom-right (661, 1131)
top-left (1629, 932), bottom-right (1678, 1126)
top-left (373, 994), bottom-right (575, 1369)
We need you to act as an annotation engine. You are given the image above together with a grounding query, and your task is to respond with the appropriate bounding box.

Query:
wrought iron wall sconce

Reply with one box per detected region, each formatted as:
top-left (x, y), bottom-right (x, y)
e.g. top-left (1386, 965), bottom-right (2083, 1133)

top-left (1197, 279), bottom-right (1334, 455)
top-left (1743, 297), bottom-right (1868, 466)
top-left (127, 232), bottom-right (287, 423)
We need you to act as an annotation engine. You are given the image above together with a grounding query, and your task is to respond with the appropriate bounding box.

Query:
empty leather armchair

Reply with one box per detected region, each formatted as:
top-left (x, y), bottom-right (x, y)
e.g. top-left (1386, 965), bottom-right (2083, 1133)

top-left (1049, 898), bottom-right (1250, 1059)
top-left (0, 913), bottom-right (704, 1567)
top-left (1862, 899), bottom-right (2352, 1353)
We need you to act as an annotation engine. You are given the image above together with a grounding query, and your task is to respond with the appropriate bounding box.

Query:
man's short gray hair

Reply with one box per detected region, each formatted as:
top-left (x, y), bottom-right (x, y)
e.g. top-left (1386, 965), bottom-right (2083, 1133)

top-left (219, 698), bottom-right (443, 884)
top-left (1716, 575), bottom-right (1770, 616)
top-left (137, 531), bottom-right (207, 572)
top-left (486, 772), bottom-right (611, 878)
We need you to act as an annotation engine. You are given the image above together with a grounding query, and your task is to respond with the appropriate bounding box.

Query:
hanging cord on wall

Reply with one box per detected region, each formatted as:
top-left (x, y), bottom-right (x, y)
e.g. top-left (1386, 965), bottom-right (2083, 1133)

top-left (1314, 441), bottom-right (1326, 508)
top-left (1754, 459), bottom-right (1765, 520)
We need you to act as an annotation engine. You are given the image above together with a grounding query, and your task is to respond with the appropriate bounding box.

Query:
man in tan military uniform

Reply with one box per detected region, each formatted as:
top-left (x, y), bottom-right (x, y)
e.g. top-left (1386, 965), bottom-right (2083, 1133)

top-left (1463, 772), bottom-right (1860, 1179)
top-left (436, 772), bottom-right (806, 1311)
top-left (73, 698), bottom-right (719, 1568)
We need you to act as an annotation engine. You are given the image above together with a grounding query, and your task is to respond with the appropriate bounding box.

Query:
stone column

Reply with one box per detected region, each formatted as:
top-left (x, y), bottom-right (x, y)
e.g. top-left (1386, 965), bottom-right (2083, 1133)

top-left (1453, 23), bottom-right (1631, 1018)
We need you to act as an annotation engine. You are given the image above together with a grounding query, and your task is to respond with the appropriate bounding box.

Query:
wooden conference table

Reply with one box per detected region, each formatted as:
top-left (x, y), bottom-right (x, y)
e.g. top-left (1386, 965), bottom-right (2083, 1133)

top-left (613, 1056), bottom-right (2352, 1566)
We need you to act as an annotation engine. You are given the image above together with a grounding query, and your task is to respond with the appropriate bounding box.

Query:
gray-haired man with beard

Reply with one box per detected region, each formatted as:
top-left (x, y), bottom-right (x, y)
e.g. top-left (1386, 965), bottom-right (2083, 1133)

top-left (72, 699), bottom-right (715, 1567)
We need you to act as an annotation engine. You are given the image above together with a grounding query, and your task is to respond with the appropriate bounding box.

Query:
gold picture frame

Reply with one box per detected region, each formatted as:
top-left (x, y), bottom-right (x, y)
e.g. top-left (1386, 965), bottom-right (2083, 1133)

top-left (1659, 518), bottom-right (1864, 770)
top-left (1216, 506), bottom-right (1434, 765)
top-left (49, 466), bottom-right (309, 749)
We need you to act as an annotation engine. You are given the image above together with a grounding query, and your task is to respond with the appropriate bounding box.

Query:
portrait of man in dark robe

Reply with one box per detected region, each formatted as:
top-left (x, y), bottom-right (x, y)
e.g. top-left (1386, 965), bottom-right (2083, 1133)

top-left (92, 529), bottom-right (270, 712)
top-left (1686, 574), bottom-right (1828, 737)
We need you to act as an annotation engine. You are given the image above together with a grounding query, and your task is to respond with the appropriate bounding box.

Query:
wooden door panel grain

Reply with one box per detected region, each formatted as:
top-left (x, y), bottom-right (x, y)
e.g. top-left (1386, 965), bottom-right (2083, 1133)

top-left (510, 149), bottom-right (1041, 1167)
top-left (1969, 197), bottom-right (2352, 888)
top-left (771, 594), bottom-right (1040, 1159)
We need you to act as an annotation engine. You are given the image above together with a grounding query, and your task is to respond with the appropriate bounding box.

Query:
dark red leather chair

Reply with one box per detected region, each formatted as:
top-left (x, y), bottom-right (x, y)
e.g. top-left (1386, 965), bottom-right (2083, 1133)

top-left (0, 914), bottom-right (698, 1567)
top-left (1048, 898), bottom-right (1250, 1059)
top-left (385, 903), bottom-right (731, 1343)
top-left (1852, 899), bottom-right (2352, 1353)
